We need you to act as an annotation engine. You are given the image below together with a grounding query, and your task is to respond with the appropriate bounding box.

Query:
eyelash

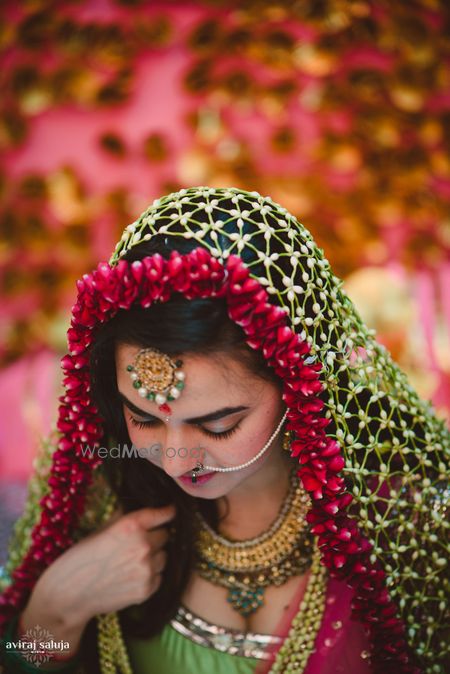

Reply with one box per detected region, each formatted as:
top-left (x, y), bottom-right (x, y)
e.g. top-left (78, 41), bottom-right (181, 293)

top-left (128, 416), bottom-right (242, 440)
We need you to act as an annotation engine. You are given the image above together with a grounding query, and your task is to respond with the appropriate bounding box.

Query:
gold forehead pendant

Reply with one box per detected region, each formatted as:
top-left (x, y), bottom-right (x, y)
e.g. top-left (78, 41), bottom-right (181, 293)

top-left (126, 348), bottom-right (185, 416)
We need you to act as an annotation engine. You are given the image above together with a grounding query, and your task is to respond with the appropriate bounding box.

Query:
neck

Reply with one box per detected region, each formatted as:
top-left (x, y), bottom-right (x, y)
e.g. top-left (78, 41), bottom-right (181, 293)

top-left (215, 449), bottom-right (295, 540)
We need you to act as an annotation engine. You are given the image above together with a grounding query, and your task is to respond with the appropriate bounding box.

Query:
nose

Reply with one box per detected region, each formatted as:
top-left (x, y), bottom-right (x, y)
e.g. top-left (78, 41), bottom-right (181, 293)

top-left (159, 429), bottom-right (206, 478)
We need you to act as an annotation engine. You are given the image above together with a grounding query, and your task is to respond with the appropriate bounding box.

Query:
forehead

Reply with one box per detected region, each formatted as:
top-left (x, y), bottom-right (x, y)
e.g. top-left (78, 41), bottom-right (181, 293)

top-left (115, 343), bottom-right (263, 406)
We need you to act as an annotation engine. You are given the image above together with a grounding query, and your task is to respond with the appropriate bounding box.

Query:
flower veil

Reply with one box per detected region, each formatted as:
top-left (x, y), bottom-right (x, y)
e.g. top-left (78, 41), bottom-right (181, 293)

top-left (1, 187), bottom-right (448, 673)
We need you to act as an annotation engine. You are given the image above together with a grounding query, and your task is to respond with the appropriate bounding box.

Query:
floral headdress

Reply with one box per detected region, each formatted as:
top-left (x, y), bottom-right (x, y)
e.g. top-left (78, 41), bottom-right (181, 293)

top-left (1, 187), bottom-right (448, 673)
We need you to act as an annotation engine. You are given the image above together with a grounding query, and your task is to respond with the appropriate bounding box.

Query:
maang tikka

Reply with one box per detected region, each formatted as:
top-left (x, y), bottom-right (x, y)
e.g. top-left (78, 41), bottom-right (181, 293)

top-left (126, 347), bottom-right (185, 415)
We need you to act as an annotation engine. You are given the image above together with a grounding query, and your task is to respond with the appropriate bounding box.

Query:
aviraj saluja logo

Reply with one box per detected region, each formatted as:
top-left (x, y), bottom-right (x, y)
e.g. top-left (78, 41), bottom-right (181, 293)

top-left (5, 623), bottom-right (70, 667)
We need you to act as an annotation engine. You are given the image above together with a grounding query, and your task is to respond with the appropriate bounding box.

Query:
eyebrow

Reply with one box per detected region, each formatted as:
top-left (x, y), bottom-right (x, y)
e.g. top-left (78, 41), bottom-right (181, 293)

top-left (117, 392), bottom-right (249, 424)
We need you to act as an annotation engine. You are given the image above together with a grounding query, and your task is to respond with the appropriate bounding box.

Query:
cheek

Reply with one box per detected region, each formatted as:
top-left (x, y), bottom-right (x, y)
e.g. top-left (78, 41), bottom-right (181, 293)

top-left (126, 422), bottom-right (140, 442)
top-left (243, 408), bottom-right (282, 452)
top-left (228, 424), bottom-right (270, 461)
top-left (124, 423), bottom-right (165, 464)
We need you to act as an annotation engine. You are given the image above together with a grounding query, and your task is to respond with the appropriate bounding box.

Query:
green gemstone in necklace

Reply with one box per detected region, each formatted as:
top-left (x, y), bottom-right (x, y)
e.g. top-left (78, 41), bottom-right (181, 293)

top-left (226, 586), bottom-right (265, 616)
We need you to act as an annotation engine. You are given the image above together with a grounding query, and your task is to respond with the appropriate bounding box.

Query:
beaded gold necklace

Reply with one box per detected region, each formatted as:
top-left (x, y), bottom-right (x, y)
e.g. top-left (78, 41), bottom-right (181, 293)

top-left (192, 467), bottom-right (314, 617)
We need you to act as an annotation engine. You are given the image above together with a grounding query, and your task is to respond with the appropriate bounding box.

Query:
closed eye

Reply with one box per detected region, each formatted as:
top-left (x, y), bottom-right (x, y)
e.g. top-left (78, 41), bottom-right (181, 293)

top-left (128, 415), bottom-right (242, 440)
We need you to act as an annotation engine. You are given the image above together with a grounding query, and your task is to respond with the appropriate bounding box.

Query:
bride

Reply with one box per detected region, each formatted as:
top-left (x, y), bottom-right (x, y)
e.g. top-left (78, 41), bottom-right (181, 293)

top-left (1, 186), bottom-right (448, 674)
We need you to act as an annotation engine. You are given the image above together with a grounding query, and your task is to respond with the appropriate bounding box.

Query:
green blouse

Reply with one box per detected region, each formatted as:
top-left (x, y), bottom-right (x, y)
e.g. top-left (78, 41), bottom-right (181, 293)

top-left (127, 604), bottom-right (283, 674)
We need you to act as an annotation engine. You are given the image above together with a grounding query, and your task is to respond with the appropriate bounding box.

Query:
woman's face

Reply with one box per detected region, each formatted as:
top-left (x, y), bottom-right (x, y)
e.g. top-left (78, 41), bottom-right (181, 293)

top-left (115, 343), bottom-right (288, 499)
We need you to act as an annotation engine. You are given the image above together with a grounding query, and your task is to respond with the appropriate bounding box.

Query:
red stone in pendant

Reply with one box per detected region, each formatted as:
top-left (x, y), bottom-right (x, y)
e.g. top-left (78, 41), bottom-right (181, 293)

top-left (158, 402), bottom-right (172, 415)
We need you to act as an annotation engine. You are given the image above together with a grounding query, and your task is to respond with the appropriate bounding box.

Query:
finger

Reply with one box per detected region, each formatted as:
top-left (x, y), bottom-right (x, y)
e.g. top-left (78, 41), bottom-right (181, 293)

top-left (131, 505), bottom-right (176, 530)
top-left (149, 572), bottom-right (163, 595)
top-left (151, 549), bottom-right (168, 575)
top-left (146, 527), bottom-right (170, 551)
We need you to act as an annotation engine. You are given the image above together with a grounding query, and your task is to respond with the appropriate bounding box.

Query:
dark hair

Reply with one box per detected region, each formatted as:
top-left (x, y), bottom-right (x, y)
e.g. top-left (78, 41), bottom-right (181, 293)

top-left (83, 232), bottom-right (288, 670)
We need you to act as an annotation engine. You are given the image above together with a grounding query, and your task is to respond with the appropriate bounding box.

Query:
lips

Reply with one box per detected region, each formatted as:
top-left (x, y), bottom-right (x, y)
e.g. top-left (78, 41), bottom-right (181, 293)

top-left (181, 470), bottom-right (213, 477)
top-left (179, 471), bottom-right (217, 485)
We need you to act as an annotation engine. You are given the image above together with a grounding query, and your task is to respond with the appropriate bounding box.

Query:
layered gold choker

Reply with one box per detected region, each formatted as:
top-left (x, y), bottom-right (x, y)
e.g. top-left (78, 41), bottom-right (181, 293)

top-left (192, 467), bottom-right (314, 617)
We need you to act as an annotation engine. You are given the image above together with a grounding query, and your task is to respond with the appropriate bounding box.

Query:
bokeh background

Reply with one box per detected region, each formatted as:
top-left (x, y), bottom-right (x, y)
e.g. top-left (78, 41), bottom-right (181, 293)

top-left (1, 0), bottom-right (449, 561)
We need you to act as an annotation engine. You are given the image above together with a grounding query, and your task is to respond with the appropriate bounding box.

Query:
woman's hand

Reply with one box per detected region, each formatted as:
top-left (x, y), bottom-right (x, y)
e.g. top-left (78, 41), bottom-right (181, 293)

top-left (23, 504), bottom-right (176, 632)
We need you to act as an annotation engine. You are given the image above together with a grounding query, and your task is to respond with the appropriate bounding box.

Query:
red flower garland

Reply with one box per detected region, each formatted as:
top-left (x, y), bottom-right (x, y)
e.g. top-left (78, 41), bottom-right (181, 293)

top-left (0, 249), bottom-right (421, 672)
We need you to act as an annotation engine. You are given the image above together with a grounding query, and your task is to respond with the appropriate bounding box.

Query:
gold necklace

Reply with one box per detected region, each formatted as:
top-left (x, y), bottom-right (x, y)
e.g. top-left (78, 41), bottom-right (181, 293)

top-left (192, 467), bottom-right (314, 616)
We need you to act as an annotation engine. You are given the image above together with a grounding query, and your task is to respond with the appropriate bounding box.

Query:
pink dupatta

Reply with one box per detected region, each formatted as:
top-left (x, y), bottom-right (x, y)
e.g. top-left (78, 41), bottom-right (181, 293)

top-left (255, 575), bottom-right (372, 674)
